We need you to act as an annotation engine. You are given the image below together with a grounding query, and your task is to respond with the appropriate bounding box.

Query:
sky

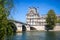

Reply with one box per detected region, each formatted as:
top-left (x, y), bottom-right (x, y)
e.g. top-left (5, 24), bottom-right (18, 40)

top-left (11, 0), bottom-right (60, 23)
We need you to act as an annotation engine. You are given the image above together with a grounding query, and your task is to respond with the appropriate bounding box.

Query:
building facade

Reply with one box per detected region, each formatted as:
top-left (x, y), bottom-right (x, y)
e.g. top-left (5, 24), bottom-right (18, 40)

top-left (26, 7), bottom-right (45, 30)
top-left (26, 7), bottom-right (60, 31)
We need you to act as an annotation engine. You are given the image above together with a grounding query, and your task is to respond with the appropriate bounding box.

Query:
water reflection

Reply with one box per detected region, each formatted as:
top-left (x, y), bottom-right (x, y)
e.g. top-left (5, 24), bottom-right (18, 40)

top-left (4, 31), bottom-right (60, 40)
top-left (21, 31), bottom-right (27, 40)
top-left (5, 34), bottom-right (14, 40)
top-left (45, 31), bottom-right (56, 40)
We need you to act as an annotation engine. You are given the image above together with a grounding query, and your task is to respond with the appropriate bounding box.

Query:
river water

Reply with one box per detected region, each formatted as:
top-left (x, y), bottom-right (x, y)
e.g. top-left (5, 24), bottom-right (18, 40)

top-left (5, 31), bottom-right (60, 40)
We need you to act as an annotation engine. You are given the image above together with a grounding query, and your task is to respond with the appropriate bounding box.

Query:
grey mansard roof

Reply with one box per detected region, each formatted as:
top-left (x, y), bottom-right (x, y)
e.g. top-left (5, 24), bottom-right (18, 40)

top-left (26, 7), bottom-right (40, 17)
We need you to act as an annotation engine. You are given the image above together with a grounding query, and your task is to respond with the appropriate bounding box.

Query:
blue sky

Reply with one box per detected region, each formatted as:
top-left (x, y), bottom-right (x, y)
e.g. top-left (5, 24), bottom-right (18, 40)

top-left (11, 0), bottom-right (60, 23)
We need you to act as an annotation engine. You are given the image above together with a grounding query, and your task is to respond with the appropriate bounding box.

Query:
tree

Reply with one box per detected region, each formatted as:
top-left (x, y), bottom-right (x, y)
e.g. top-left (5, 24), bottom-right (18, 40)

top-left (0, 0), bottom-right (14, 40)
top-left (45, 10), bottom-right (57, 31)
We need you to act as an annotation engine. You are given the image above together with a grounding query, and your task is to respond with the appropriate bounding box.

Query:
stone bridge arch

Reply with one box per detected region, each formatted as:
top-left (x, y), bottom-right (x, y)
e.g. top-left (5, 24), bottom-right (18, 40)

top-left (8, 22), bottom-right (17, 32)
top-left (9, 20), bottom-right (30, 32)
top-left (22, 25), bottom-right (26, 31)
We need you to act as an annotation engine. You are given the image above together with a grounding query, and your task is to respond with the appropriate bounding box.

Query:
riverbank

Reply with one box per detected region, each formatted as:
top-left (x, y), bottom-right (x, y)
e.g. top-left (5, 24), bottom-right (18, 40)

top-left (16, 30), bottom-right (60, 33)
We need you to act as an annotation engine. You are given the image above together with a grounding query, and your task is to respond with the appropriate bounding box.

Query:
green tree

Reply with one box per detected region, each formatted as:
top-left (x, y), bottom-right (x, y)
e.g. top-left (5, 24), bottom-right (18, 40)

top-left (45, 10), bottom-right (57, 31)
top-left (0, 0), bottom-right (14, 40)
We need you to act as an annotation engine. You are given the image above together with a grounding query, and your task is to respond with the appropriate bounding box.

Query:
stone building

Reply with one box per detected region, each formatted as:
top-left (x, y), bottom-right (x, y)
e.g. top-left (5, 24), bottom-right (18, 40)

top-left (26, 7), bottom-right (45, 30)
top-left (26, 7), bottom-right (60, 31)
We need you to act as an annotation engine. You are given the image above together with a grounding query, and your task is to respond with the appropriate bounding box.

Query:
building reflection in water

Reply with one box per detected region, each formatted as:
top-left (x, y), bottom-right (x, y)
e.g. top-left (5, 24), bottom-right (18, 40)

top-left (21, 31), bottom-right (27, 40)
top-left (45, 31), bottom-right (56, 40)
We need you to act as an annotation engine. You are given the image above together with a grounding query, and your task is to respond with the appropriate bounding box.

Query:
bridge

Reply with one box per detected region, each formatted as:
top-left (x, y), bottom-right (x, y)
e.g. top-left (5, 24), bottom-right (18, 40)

top-left (9, 20), bottom-right (30, 32)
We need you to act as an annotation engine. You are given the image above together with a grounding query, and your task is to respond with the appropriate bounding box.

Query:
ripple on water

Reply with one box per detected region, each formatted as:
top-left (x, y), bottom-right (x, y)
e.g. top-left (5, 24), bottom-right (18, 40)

top-left (5, 31), bottom-right (60, 40)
